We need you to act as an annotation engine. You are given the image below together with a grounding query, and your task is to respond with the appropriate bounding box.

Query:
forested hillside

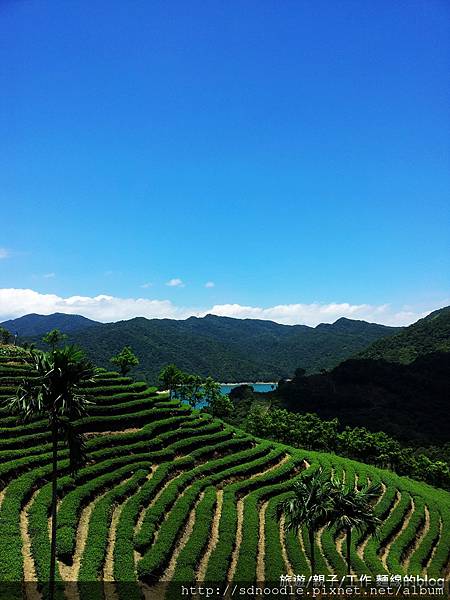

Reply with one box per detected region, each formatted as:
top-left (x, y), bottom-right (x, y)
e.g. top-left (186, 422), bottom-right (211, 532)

top-left (274, 352), bottom-right (450, 445)
top-left (4, 313), bottom-right (400, 382)
top-left (358, 306), bottom-right (450, 363)
top-left (1, 313), bottom-right (99, 337)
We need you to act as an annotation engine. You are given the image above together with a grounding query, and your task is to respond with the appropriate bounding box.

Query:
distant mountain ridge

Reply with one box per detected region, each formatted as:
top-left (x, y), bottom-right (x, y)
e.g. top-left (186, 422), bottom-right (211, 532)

top-left (2, 311), bottom-right (401, 382)
top-left (358, 306), bottom-right (450, 363)
top-left (1, 312), bottom-right (99, 337)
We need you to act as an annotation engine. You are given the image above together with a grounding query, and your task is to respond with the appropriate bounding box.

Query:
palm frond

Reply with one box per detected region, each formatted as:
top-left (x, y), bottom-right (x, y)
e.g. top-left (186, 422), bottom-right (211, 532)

top-left (60, 418), bottom-right (87, 476)
top-left (277, 467), bottom-right (334, 532)
top-left (5, 345), bottom-right (95, 473)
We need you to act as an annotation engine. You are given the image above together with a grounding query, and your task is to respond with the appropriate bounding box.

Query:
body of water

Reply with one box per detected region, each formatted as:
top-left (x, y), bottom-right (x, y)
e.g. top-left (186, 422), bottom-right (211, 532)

top-left (181, 382), bottom-right (277, 409)
top-left (220, 382), bottom-right (277, 395)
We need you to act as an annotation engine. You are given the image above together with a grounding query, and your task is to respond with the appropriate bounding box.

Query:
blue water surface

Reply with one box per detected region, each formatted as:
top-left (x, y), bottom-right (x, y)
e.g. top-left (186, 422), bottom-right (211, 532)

top-left (220, 383), bottom-right (276, 395)
top-left (180, 382), bottom-right (276, 409)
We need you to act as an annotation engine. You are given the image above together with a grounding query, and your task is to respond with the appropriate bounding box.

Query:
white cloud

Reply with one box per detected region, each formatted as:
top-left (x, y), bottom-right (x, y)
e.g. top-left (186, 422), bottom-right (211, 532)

top-left (0, 248), bottom-right (10, 259)
top-left (140, 282), bottom-right (152, 289)
top-left (205, 281), bottom-right (215, 288)
top-left (205, 302), bottom-right (432, 327)
top-left (166, 278), bottom-right (185, 288)
top-left (0, 288), bottom-right (442, 327)
top-left (0, 289), bottom-right (191, 322)
top-left (43, 272), bottom-right (56, 279)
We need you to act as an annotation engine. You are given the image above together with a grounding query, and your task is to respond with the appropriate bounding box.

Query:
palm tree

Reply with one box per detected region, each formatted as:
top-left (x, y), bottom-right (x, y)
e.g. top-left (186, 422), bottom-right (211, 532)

top-left (277, 467), bottom-right (333, 575)
top-left (6, 346), bottom-right (95, 600)
top-left (329, 476), bottom-right (381, 575)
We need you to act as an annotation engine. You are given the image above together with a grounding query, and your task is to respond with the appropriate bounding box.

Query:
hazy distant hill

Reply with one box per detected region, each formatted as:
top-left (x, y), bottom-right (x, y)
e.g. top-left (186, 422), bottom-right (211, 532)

top-left (358, 306), bottom-right (450, 363)
top-left (1, 312), bottom-right (99, 337)
top-left (8, 312), bottom-right (400, 382)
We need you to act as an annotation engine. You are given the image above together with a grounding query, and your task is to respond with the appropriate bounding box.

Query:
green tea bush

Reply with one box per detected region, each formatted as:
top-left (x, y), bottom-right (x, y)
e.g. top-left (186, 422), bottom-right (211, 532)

top-left (56, 461), bottom-right (153, 562)
top-left (78, 469), bottom-right (148, 582)
top-left (172, 486), bottom-right (217, 581)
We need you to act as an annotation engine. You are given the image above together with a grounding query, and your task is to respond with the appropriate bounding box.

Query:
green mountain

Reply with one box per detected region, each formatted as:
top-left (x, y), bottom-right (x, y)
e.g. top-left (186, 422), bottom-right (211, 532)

top-left (1, 312), bottom-right (99, 337)
top-left (7, 312), bottom-right (401, 382)
top-left (358, 306), bottom-right (450, 363)
top-left (275, 351), bottom-right (450, 444)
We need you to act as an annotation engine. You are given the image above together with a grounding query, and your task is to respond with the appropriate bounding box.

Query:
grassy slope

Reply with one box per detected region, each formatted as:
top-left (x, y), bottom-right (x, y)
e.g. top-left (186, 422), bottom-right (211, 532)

top-left (0, 345), bottom-right (448, 596)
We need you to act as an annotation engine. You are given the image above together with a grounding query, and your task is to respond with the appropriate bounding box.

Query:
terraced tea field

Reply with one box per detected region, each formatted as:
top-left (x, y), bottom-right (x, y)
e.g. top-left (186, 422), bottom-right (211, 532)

top-left (0, 349), bottom-right (449, 599)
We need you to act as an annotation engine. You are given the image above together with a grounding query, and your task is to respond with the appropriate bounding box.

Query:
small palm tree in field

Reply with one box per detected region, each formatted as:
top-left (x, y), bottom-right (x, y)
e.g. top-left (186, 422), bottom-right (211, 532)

top-left (6, 346), bottom-right (95, 600)
top-left (329, 476), bottom-right (381, 575)
top-left (277, 467), bottom-right (333, 575)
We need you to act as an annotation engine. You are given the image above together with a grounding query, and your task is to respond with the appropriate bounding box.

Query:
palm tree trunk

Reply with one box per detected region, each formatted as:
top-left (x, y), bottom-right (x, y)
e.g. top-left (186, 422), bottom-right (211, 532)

top-left (346, 526), bottom-right (352, 575)
top-left (49, 421), bottom-right (58, 600)
top-left (308, 529), bottom-right (315, 576)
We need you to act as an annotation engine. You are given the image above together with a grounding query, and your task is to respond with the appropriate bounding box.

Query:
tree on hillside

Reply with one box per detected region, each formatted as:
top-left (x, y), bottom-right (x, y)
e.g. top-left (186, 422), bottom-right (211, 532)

top-left (5, 346), bottom-right (95, 600)
top-left (0, 326), bottom-right (11, 344)
top-left (158, 364), bottom-right (183, 399)
top-left (42, 328), bottom-right (67, 351)
top-left (178, 373), bottom-right (205, 409)
top-left (277, 468), bottom-right (333, 575)
top-left (245, 406), bottom-right (339, 451)
top-left (338, 427), bottom-right (402, 469)
top-left (203, 376), bottom-right (233, 418)
top-left (415, 456), bottom-right (450, 489)
top-left (328, 476), bottom-right (381, 575)
top-left (110, 346), bottom-right (139, 375)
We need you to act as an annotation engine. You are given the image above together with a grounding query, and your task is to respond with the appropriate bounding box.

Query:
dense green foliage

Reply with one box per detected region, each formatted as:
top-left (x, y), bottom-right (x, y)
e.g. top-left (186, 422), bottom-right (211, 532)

top-left (110, 346), bottom-right (140, 376)
top-left (358, 306), bottom-right (450, 363)
top-left (159, 364), bottom-right (233, 415)
top-left (0, 327), bottom-right (12, 344)
top-left (273, 351), bottom-right (450, 444)
top-left (4, 312), bottom-right (400, 382)
top-left (243, 406), bottom-right (450, 490)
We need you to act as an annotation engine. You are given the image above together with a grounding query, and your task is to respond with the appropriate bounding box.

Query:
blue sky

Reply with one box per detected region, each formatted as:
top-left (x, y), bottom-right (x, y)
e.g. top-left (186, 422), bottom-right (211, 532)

top-left (1, 1), bottom-right (449, 325)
